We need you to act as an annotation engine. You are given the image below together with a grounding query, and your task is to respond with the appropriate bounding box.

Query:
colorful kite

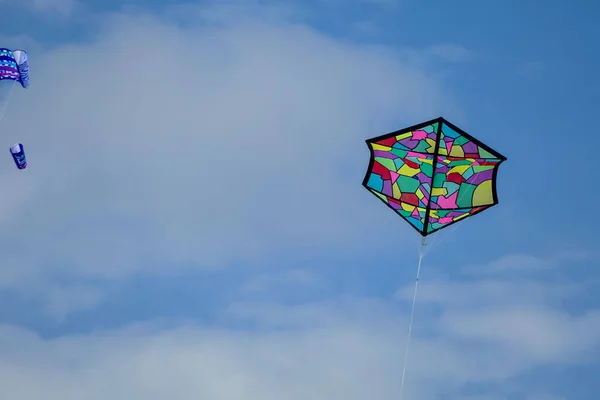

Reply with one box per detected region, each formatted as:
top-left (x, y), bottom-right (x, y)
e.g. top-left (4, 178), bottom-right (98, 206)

top-left (0, 48), bottom-right (30, 170)
top-left (0, 48), bottom-right (29, 88)
top-left (362, 117), bottom-right (506, 236)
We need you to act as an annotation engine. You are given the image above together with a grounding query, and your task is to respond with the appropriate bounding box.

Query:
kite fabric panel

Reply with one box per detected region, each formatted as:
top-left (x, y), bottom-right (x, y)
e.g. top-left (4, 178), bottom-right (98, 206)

top-left (362, 117), bottom-right (507, 237)
top-left (0, 48), bottom-right (29, 88)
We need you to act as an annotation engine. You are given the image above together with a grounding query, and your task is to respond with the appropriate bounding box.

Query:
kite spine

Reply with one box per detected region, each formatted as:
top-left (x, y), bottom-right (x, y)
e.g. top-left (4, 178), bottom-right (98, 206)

top-left (422, 119), bottom-right (443, 236)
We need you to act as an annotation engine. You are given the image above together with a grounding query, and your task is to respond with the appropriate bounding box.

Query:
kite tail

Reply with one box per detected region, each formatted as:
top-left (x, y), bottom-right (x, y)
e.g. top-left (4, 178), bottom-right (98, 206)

top-left (399, 237), bottom-right (426, 400)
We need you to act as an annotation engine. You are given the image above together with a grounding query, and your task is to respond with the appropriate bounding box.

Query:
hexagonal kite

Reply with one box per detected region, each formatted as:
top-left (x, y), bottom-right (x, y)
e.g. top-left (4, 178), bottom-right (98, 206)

top-left (362, 117), bottom-right (507, 237)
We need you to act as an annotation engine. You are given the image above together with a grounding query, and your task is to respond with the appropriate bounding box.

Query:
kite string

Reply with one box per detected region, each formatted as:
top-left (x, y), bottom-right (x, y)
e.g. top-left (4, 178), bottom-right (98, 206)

top-left (397, 170), bottom-right (486, 397)
top-left (399, 237), bottom-right (426, 400)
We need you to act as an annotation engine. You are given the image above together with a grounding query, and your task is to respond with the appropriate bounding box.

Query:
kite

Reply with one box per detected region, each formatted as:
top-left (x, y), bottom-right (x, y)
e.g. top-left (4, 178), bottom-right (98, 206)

top-left (362, 117), bottom-right (507, 400)
top-left (9, 143), bottom-right (26, 170)
top-left (0, 48), bottom-right (30, 170)
top-left (0, 48), bottom-right (29, 88)
top-left (362, 117), bottom-right (507, 237)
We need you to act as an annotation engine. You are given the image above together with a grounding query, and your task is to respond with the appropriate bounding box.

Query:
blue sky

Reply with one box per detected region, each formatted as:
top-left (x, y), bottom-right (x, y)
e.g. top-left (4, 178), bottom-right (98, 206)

top-left (0, 0), bottom-right (598, 399)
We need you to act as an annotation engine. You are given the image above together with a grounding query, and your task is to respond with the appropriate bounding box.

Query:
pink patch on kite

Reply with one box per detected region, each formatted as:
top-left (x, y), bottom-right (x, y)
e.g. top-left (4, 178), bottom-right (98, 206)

top-left (390, 170), bottom-right (399, 183)
top-left (439, 217), bottom-right (453, 224)
top-left (445, 139), bottom-right (453, 153)
top-left (412, 208), bottom-right (420, 217)
top-left (412, 130), bottom-right (427, 140)
top-left (437, 191), bottom-right (458, 208)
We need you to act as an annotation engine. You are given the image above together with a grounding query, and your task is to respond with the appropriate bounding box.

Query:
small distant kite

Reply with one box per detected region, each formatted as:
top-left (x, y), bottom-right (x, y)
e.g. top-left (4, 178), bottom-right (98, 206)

top-left (362, 117), bottom-right (507, 236)
top-left (0, 48), bottom-right (30, 170)
top-left (10, 143), bottom-right (26, 170)
top-left (0, 48), bottom-right (29, 88)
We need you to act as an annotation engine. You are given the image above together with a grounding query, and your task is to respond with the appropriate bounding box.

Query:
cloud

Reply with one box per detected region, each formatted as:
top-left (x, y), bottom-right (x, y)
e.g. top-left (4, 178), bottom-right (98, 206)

top-left (41, 284), bottom-right (107, 322)
top-left (0, 288), bottom-right (599, 400)
top-left (398, 279), bottom-right (577, 309)
top-left (460, 250), bottom-right (596, 277)
top-left (466, 253), bottom-right (548, 273)
top-left (424, 44), bottom-right (472, 62)
top-left (0, 0), bottom-right (79, 15)
top-left (394, 251), bottom-right (593, 312)
top-left (0, 7), bottom-right (449, 292)
top-left (241, 268), bottom-right (322, 293)
top-left (0, 314), bottom-right (401, 400)
top-left (389, 252), bottom-right (600, 393)
top-left (439, 306), bottom-right (600, 362)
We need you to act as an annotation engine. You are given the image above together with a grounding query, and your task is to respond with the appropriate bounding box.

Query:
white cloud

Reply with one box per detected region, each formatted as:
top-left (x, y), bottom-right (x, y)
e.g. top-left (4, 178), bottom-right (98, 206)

top-left (0, 316), bottom-right (400, 400)
top-left (469, 253), bottom-right (548, 273)
top-left (439, 307), bottom-right (600, 362)
top-left (459, 250), bottom-right (596, 277)
top-left (242, 268), bottom-right (322, 293)
top-left (0, 7), bottom-right (448, 290)
top-left (0, 0), bottom-right (79, 15)
top-left (389, 252), bottom-right (600, 390)
top-left (0, 290), bottom-right (598, 400)
top-left (397, 279), bottom-right (578, 308)
top-left (41, 284), bottom-right (107, 321)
